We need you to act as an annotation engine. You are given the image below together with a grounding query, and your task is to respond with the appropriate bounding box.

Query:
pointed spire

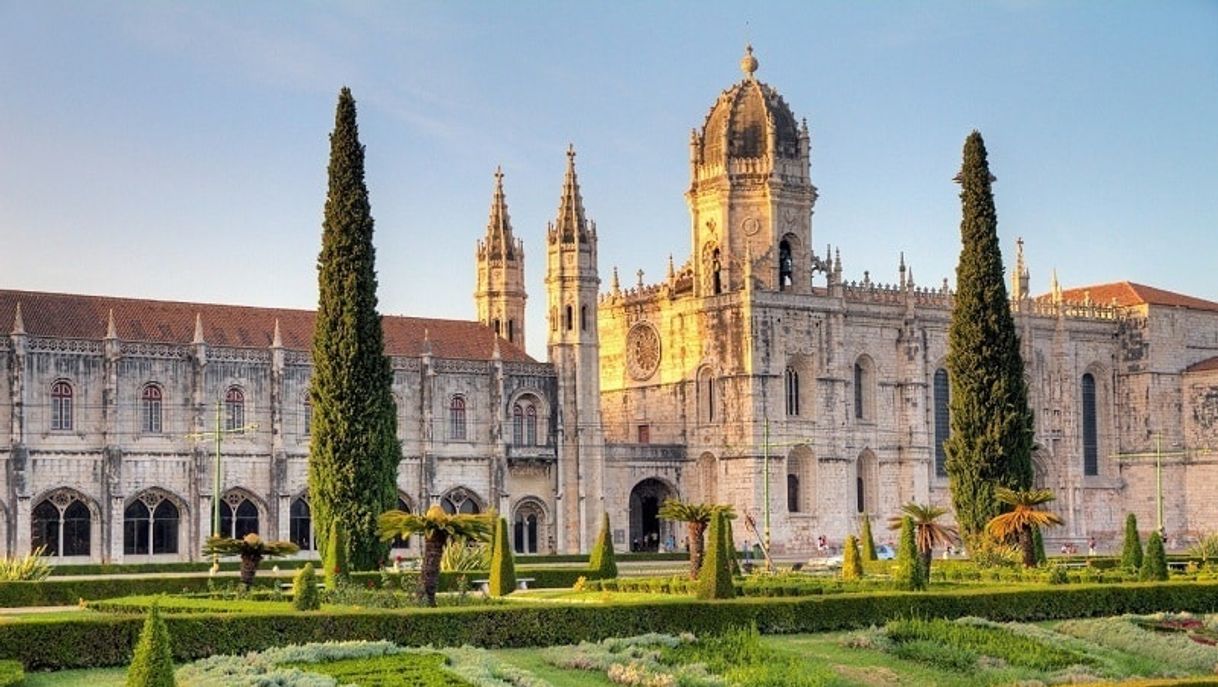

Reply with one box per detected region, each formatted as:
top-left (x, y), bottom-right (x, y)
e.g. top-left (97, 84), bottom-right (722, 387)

top-left (1051, 269), bottom-right (1062, 305)
top-left (898, 252), bottom-right (907, 289)
top-left (271, 319), bottom-right (283, 348)
top-left (105, 309), bottom-right (118, 340)
top-left (11, 302), bottom-right (24, 335)
top-left (554, 144), bottom-right (590, 244)
top-left (667, 254), bottom-right (676, 281)
top-left (191, 313), bottom-right (204, 344)
top-left (611, 266), bottom-right (621, 295)
top-left (906, 267), bottom-right (915, 290)
top-left (484, 165), bottom-right (516, 260)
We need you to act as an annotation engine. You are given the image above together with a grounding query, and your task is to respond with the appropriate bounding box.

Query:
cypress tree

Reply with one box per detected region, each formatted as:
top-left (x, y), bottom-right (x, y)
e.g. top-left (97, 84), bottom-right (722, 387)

top-left (126, 603), bottom-right (175, 687)
top-left (1032, 526), bottom-right (1047, 566)
top-left (1121, 513), bottom-right (1144, 570)
top-left (1140, 530), bottom-right (1168, 581)
top-left (697, 510), bottom-right (735, 599)
top-left (323, 523), bottom-right (349, 590)
top-left (860, 513), bottom-right (877, 561)
top-left (842, 534), bottom-right (863, 581)
top-left (944, 131), bottom-right (1035, 548)
top-left (895, 516), bottom-right (926, 591)
top-left (488, 517), bottom-right (517, 597)
top-left (292, 562), bottom-right (321, 611)
top-left (588, 512), bottom-right (618, 579)
top-left (309, 87), bottom-right (401, 571)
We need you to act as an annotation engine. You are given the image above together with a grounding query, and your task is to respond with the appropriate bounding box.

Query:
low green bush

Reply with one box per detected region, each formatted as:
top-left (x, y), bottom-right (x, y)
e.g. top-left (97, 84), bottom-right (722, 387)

top-left (0, 575), bottom-right (277, 607)
top-left (6, 580), bottom-right (1218, 670)
top-left (0, 660), bottom-right (23, 687)
top-left (285, 652), bottom-right (470, 686)
top-left (886, 617), bottom-right (1095, 670)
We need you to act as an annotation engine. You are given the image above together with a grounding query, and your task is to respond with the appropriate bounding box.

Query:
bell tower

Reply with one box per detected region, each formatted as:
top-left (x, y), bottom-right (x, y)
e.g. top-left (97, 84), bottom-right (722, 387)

top-left (686, 46), bottom-right (818, 295)
top-left (474, 166), bottom-right (527, 348)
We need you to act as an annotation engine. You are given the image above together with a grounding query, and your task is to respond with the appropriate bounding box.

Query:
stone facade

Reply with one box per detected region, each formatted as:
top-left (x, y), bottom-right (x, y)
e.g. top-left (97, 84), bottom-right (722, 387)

top-left (3, 47), bottom-right (1217, 563)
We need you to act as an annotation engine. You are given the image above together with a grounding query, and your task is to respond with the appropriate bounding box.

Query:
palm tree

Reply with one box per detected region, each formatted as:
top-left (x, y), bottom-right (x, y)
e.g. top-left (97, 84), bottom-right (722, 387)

top-left (986, 487), bottom-right (1064, 568)
top-left (658, 500), bottom-right (736, 580)
top-left (203, 533), bottom-right (299, 589)
top-left (888, 502), bottom-right (959, 580)
top-left (378, 504), bottom-right (492, 606)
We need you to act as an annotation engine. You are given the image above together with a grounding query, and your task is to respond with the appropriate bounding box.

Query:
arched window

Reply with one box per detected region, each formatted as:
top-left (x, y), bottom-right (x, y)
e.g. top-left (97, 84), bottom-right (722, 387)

top-left (787, 445), bottom-right (815, 514)
top-left (778, 239), bottom-right (793, 290)
top-left (513, 500), bottom-right (545, 554)
top-left (390, 497), bottom-right (412, 549)
top-left (856, 450), bottom-right (878, 514)
top-left (124, 492), bottom-right (179, 555)
top-left (50, 380), bottom-right (73, 431)
top-left (525, 405), bottom-right (537, 445)
top-left (564, 305), bottom-right (573, 332)
top-left (508, 319), bottom-right (515, 342)
top-left (1082, 373), bottom-right (1098, 476)
top-left (31, 491), bottom-right (91, 557)
top-left (219, 494), bottom-right (259, 538)
top-left (512, 404), bottom-right (524, 444)
top-left (854, 356), bottom-right (874, 421)
top-left (224, 387), bottom-right (245, 432)
top-left (933, 369), bottom-right (950, 477)
top-left (302, 398), bottom-right (312, 438)
top-left (787, 474), bottom-right (800, 513)
top-left (785, 367), bottom-right (800, 416)
top-left (580, 305), bottom-right (588, 332)
top-left (492, 319), bottom-right (501, 337)
top-left (289, 497), bottom-right (313, 550)
top-left (712, 249), bottom-right (722, 295)
top-left (449, 396), bottom-right (467, 440)
top-left (441, 488), bottom-right (480, 515)
top-left (141, 384), bottom-right (163, 434)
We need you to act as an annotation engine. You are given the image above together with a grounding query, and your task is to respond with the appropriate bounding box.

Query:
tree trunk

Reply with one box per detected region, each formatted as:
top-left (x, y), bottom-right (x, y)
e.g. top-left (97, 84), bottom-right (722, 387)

top-left (688, 521), bottom-right (706, 580)
top-left (421, 531), bottom-right (447, 607)
top-left (240, 553), bottom-right (262, 589)
top-left (1020, 527), bottom-right (1037, 568)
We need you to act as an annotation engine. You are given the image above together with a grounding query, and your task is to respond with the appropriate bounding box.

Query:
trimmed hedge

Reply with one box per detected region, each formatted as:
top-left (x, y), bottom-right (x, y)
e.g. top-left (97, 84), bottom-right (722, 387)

top-left (0, 575), bottom-right (277, 607)
top-left (5, 581), bottom-right (1218, 670)
top-left (0, 660), bottom-right (22, 687)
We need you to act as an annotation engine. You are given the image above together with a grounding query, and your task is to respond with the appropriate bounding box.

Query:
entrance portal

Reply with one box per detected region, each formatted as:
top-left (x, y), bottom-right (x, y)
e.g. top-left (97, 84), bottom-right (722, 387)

top-left (629, 478), bottom-right (674, 552)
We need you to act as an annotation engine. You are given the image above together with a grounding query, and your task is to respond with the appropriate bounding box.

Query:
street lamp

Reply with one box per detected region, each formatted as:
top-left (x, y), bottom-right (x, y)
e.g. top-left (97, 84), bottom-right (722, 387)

top-left (187, 399), bottom-right (258, 565)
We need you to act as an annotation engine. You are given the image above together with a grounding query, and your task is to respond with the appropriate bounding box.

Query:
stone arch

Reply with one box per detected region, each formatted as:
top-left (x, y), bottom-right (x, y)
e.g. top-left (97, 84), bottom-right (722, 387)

top-left (778, 232), bottom-right (801, 291)
top-left (31, 487), bottom-right (100, 559)
top-left (695, 365), bottom-right (717, 424)
top-left (853, 354), bottom-right (877, 421)
top-left (787, 444), bottom-right (816, 514)
top-left (440, 486), bottom-right (483, 515)
top-left (124, 488), bottom-right (187, 558)
top-left (628, 477), bottom-right (677, 552)
top-left (855, 450), bottom-right (879, 515)
top-left (287, 489), bottom-right (315, 551)
top-left (218, 488), bottom-right (266, 539)
top-left (512, 497), bottom-right (548, 554)
top-left (1031, 444), bottom-right (1053, 490)
top-left (508, 390), bottom-right (549, 446)
top-left (696, 452), bottom-right (718, 502)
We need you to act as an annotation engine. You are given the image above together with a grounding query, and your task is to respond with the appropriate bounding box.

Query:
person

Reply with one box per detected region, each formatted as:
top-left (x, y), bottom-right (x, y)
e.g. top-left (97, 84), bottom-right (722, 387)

top-left (1060, 543), bottom-right (1069, 555)
top-left (1088, 537), bottom-right (1096, 557)
top-left (816, 534), bottom-right (827, 553)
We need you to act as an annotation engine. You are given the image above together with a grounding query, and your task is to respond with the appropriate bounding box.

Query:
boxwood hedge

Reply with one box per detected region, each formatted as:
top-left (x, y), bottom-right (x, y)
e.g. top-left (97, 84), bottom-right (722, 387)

top-left (0, 660), bottom-right (22, 687)
top-left (3, 581), bottom-right (1218, 670)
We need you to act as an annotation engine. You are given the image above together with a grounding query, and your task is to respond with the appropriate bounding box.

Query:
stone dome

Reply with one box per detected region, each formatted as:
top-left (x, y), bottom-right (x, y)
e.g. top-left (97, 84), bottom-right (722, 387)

top-left (697, 46), bottom-right (803, 166)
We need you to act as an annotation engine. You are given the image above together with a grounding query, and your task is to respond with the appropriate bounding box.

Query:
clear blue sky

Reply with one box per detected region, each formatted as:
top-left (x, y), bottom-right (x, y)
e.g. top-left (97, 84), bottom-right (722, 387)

top-left (2, 2), bottom-right (1216, 360)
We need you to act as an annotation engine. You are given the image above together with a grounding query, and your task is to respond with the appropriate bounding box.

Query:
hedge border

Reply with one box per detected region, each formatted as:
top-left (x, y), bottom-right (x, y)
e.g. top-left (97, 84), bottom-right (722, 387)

top-left (3, 581), bottom-right (1218, 670)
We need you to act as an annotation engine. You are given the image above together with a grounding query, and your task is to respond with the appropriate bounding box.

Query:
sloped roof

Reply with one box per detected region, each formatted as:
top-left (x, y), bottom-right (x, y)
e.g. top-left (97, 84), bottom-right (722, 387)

top-left (1185, 356), bottom-right (1218, 374)
top-left (1051, 281), bottom-right (1218, 313)
top-left (0, 289), bottom-right (536, 363)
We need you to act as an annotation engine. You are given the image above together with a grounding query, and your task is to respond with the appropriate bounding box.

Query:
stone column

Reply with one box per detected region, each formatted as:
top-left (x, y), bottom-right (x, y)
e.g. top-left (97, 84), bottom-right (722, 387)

top-left (14, 496), bottom-right (30, 556)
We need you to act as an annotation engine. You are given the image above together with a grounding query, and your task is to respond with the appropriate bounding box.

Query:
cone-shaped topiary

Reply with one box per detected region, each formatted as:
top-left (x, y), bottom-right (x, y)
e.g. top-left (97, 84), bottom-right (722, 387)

top-left (588, 512), bottom-right (618, 580)
top-left (842, 534), bottom-right (863, 581)
top-left (697, 510), bottom-right (735, 599)
top-left (323, 523), bottom-right (349, 590)
top-left (1032, 526), bottom-right (1047, 566)
top-left (860, 514), bottom-right (877, 561)
top-left (292, 562), bottom-right (320, 611)
top-left (488, 517), bottom-right (517, 597)
top-left (895, 516), bottom-right (926, 591)
top-left (723, 512), bottom-right (741, 576)
top-left (1122, 513), bottom-right (1144, 571)
top-left (1140, 530), bottom-right (1168, 581)
top-left (126, 603), bottom-right (175, 687)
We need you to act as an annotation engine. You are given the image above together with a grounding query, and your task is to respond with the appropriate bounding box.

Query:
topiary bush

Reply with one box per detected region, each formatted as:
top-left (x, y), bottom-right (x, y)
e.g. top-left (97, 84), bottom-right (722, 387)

top-left (860, 514), bottom-right (877, 561)
top-left (488, 517), bottom-right (516, 597)
top-left (292, 563), bottom-right (321, 611)
top-left (697, 510), bottom-right (734, 600)
top-left (1033, 526), bottom-right (1047, 566)
top-left (126, 603), bottom-right (175, 687)
top-left (588, 512), bottom-right (617, 580)
top-left (1123, 513), bottom-right (1144, 571)
top-left (842, 534), bottom-right (863, 581)
top-left (1141, 530), bottom-right (1169, 582)
top-left (324, 524), bottom-right (349, 591)
top-left (895, 516), bottom-right (926, 591)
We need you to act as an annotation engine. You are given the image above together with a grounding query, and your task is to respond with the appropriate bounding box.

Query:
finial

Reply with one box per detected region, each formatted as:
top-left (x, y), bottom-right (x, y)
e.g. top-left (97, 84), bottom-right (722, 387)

top-left (271, 319), bottom-right (282, 348)
top-left (740, 44), bottom-right (758, 79)
top-left (192, 312), bottom-right (204, 344)
top-left (11, 302), bottom-right (24, 335)
top-left (636, 268), bottom-right (645, 288)
top-left (494, 164), bottom-right (503, 182)
top-left (105, 309), bottom-right (117, 339)
top-left (907, 267), bottom-right (915, 289)
top-left (1051, 269), bottom-right (1062, 305)
top-left (611, 266), bottom-right (620, 294)
top-left (566, 143), bottom-right (576, 161)
top-left (667, 254), bottom-right (676, 280)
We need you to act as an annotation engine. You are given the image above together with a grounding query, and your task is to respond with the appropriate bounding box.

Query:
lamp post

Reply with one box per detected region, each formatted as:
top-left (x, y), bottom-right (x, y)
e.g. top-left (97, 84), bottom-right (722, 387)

top-left (187, 400), bottom-right (258, 559)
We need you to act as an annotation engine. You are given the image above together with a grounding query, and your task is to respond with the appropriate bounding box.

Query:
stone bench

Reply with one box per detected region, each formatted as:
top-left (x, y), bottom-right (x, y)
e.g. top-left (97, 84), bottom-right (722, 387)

top-left (471, 577), bottom-right (535, 593)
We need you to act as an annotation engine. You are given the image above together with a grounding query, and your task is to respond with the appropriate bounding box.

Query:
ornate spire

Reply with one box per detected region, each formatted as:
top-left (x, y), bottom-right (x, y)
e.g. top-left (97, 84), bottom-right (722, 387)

top-left (740, 44), bottom-right (758, 80)
top-left (553, 144), bottom-right (590, 244)
top-left (11, 302), bottom-right (24, 335)
top-left (483, 165), bottom-right (516, 260)
top-left (611, 266), bottom-right (620, 295)
top-left (1013, 236), bottom-right (1030, 301)
top-left (898, 252), bottom-right (907, 289)
top-left (105, 309), bottom-right (117, 339)
top-left (667, 254), bottom-right (676, 281)
top-left (192, 313), bottom-right (204, 344)
top-left (1051, 269), bottom-right (1063, 305)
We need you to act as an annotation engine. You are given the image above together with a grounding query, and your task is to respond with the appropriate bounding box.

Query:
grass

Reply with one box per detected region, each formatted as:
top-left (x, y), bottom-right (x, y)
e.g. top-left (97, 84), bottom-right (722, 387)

top-left (492, 648), bottom-right (618, 687)
top-left (21, 667), bottom-right (127, 687)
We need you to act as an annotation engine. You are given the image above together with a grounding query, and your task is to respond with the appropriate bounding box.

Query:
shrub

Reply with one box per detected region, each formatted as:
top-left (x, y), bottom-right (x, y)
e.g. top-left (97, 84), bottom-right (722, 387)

top-left (440, 540), bottom-right (490, 574)
top-left (1032, 526), bottom-right (1047, 566)
top-left (292, 563), bottom-right (321, 611)
top-left (126, 604), bottom-right (175, 687)
top-left (1047, 565), bottom-right (1070, 585)
top-left (1189, 533), bottom-right (1218, 564)
top-left (588, 512), bottom-right (618, 580)
top-left (488, 517), bottom-right (516, 598)
top-left (324, 525), bottom-right (349, 591)
top-left (0, 660), bottom-right (23, 687)
top-left (860, 514), bottom-right (877, 561)
top-left (0, 545), bottom-right (53, 582)
top-left (1141, 531), bottom-right (1169, 582)
top-left (894, 516), bottom-right (926, 591)
top-left (885, 617), bottom-right (1095, 671)
top-left (841, 535), bottom-right (863, 581)
top-left (1058, 615), bottom-right (1218, 674)
top-left (1123, 514), bottom-right (1144, 571)
top-left (697, 511), bottom-right (734, 600)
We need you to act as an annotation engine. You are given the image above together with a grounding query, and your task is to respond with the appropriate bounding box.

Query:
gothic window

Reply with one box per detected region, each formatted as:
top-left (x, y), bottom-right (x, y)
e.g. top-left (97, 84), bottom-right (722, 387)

top-left (511, 396), bottom-right (540, 446)
top-left (302, 397), bottom-right (312, 438)
top-left (508, 319), bottom-right (515, 342)
top-left (513, 500), bottom-right (545, 554)
top-left (31, 491), bottom-right (91, 557)
top-left (525, 404), bottom-right (537, 445)
top-left (785, 367), bottom-right (800, 416)
top-left (564, 305), bottom-right (573, 332)
top-left (493, 319), bottom-right (501, 337)
top-left (512, 404), bottom-right (523, 444)
top-left (779, 239), bottom-right (793, 290)
top-left (449, 396), bottom-right (467, 440)
top-left (580, 305), bottom-right (587, 332)
top-left (787, 445), bottom-right (815, 513)
top-left (787, 474), bottom-right (800, 513)
top-left (289, 496), bottom-right (314, 550)
top-left (1082, 373), bottom-right (1098, 476)
top-left (697, 369), bottom-right (716, 423)
top-left (141, 384), bottom-right (163, 434)
top-left (856, 450), bottom-right (878, 514)
top-left (441, 488), bottom-right (480, 515)
top-left (224, 386), bottom-right (245, 432)
top-left (390, 497), bottom-right (412, 549)
top-left (123, 491), bottom-right (179, 555)
top-left (853, 356), bottom-right (875, 421)
top-left (933, 369), bottom-right (950, 478)
top-left (219, 493), bottom-right (259, 539)
top-left (50, 380), bottom-right (73, 431)
top-left (637, 424), bottom-right (650, 444)
top-left (712, 249), bottom-right (722, 295)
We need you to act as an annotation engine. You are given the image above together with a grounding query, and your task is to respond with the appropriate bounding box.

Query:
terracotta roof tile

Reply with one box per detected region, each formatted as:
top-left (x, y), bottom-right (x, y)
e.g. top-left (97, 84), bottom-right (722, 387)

top-left (0, 290), bottom-right (536, 363)
top-left (1186, 356), bottom-right (1218, 374)
top-left (1043, 281), bottom-right (1218, 313)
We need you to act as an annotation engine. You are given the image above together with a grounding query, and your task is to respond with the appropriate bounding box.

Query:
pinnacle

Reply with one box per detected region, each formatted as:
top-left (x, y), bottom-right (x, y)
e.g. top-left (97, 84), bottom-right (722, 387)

top-left (554, 145), bottom-right (590, 244)
top-left (484, 166), bottom-right (515, 259)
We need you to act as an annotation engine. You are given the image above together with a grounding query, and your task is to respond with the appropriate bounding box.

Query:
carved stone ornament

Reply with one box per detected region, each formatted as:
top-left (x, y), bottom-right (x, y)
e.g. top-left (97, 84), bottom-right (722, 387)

top-left (625, 322), bottom-right (662, 381)
top-left (742, 216), bottom-right (762, 236)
